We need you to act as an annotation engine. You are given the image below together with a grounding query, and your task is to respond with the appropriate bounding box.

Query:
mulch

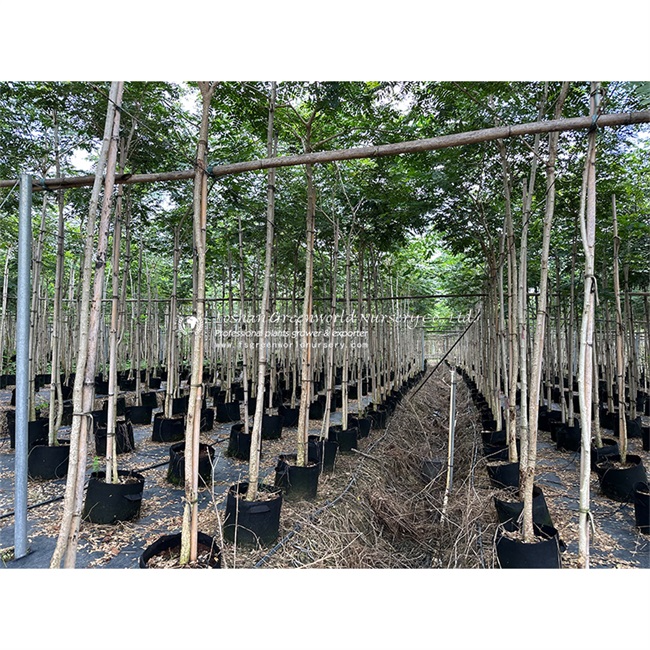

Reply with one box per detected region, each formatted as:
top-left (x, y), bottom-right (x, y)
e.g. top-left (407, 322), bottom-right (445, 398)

top-left (0, 370), bottom-right (648, 569)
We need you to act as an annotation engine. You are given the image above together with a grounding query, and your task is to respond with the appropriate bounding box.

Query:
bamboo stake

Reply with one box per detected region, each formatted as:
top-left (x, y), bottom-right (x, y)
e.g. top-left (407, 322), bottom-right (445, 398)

top-left (6, 110), bottom-right (649, 191)
top-left (441, 365), bottom-right (457, 520)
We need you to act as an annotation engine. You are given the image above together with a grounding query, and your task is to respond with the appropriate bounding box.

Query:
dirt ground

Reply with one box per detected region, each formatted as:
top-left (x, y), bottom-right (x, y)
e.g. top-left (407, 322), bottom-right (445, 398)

top-left (0, 367), bottom-right (648, 569)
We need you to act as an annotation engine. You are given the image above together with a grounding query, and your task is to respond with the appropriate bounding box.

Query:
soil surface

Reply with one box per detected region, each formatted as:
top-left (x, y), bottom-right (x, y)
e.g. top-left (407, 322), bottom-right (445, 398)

top-left (0, 368), bottom-right (648, 569)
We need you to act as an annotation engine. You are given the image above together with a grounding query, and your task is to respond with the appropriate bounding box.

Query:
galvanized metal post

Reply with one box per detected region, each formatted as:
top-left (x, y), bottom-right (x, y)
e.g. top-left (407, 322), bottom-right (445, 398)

top-left (14, 173), bottom-right (32, 559)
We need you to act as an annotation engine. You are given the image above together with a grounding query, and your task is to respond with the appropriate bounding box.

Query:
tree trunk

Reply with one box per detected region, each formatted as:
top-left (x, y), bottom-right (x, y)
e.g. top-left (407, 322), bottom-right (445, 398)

top-left (522, 82), bottom-right (569, 541)
top-left (246, 82), bottom-right (276, 502)
top-left (48, 110), bottom-right (66, 444)
top-left (576, 83), bottom-right (600, 567)
top-left (320, 218), bottom-right (339, 439)
top-left (296, 158), bottom-right (316, 467)
top-left (612, 194), bottom-right (628, 464)
top-left (179, 81), bottom-right (214, 565)
top-left (0, 246), bottom-right (11, 377)
top-left (50, 81), bottom-right (124, 569)
top-left (498, 138), bottom-right (520, 463)
top-left (164, 224), bottom-right (181, 418)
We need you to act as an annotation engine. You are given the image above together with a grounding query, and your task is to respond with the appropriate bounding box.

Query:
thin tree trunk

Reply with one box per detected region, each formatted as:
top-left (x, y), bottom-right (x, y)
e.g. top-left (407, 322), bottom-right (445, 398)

top-left (320, 218), bottom-right (339, 439)
top-left (237, 213), bottom-right (250, 435)
top-left (246, 82), bottom-right (277, 502)
top-left (179, 81), bottom-right (214, 565)
top-left (521, 82), bottom-right (568, 541)
top-left (612, 194), bottom-right (628, 464)
top-left (498, 139), bottom-right (519, 463)
top-left (28, 194), bottom-right (49, 421)
top-left (577, 83), bottom-right (600, 567)
top-left (296, 159), bottom-right (316, 467)
top-left (50, 81), bottom-right (124, 569)
top-left (164, 225), bottom-right (181, 418)
top-left (48, 109), bottom-right (66, 443)
top-left (0, 247), bottom-right (11, 377)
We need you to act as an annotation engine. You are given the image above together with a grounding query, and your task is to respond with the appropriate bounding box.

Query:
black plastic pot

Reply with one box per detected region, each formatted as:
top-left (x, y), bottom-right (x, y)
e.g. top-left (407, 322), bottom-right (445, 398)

top-left (90, 409), bottom-right (108, 432)
top-left (614, 416), bottom-right (643, 439)
top-left (308, 435), bottom-right (338, 472)
top-left (152, 414), bottom-right (185, 443)
top-left (172, 395), bottom-right (189, 416)
top-left (216, 401), bottom-right (240, 423)
top-left (482, 441), bottom-right (509, 461)
top-left (148, 377), bottom-right (162, 390)
top-left (223, 482), bottom-right (283, 546)
top-left (261, 414), bottom-right (283, 440)
top-left (102, 397), bottom-right (126, 417)
top-left (8, 418), bottom-right (49, 450)
top-left (200, 407), bottom-right (215, 432)
top-left (227, 423), bottom-right (255, 460)
top-left (642, 425), bottom-right (650, 452)
top-left (493, 485), bottom-right (553, 532)
top-left (549, 419), bottom-right (564, 442)
top-left (167, 441), bottom-right (215, 487)
top-left (600, 410), bottom-right (618, 430)
top-left (95, 421), bottom-right (135, 456)
top-left (329, 425), bottom-right (358, 452)
top-left (421, 458), bottom-right (444, 483)
top-left (309, 401), bottom-right (324, 420)
top-left (368, 407), bottom-right (387, 429)
top-left (27, 442), bottom-right (70, 480)
top-left (279, 405), bottom-right (299, 427)
top-left (495, 524), bottom-right (562, 569)
top-left (139, 532), bottom-right (221, 568)
top-left (119, 379), bottom-right (136, 392)
top-left (595, 454), bottom-right (647, 502)
top-left (486, 461), bottom-right (520, 489)
top-left (538, 408), bottom-right (562, 432)
top-left (481, 429), bottom-right (506, 446)
top-left (633, 482), bottom-right (649, 534)
top-left (349, 416), bottom-right (371, 439)
top-left (556, 422), bottom-right (581, 452)
top-left (590, 437), bottom-right (619, 471)
top-left (0, 373), bottom-right (16, 387)
top-left (274, 454), bottom-right (319, 501)
top-left (60, 402), bottom-right (73, 426)
top-left (126, 405), bottom-right (153, 425)
top-left (82, 470), bottom-right (145, 524)
top-left (140, 392), bottom-right (158, 409)
top-left (482, 417), bottom-right (498, 432)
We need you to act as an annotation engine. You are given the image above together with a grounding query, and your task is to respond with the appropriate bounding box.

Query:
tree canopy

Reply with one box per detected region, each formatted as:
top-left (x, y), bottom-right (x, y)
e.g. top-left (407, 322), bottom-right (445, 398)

top-left (0, 81), bottom-right (648, 328)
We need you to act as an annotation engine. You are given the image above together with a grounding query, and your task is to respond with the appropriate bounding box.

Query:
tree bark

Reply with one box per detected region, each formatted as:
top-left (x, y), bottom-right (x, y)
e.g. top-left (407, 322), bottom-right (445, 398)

top-left (180, 81), bottom-right (214, 565)
top-left (50, 81), bottom-right (124, 569)
top-left (576, 83), bottom-right (600, 567)
top-left (246, 82), bottom-right (276, 501)
top-left (522, 82), bottom-right (569, 541)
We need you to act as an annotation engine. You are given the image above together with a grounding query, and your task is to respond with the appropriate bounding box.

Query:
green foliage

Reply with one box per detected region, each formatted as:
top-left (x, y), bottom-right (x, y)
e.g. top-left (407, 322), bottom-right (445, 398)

top-left (0, 80), bottom-right (648, 328)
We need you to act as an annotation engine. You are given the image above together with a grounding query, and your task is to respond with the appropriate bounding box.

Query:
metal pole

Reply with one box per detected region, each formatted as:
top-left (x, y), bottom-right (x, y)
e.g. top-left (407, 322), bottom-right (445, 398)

top-left (15, 173), bottom-right (32, 559)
